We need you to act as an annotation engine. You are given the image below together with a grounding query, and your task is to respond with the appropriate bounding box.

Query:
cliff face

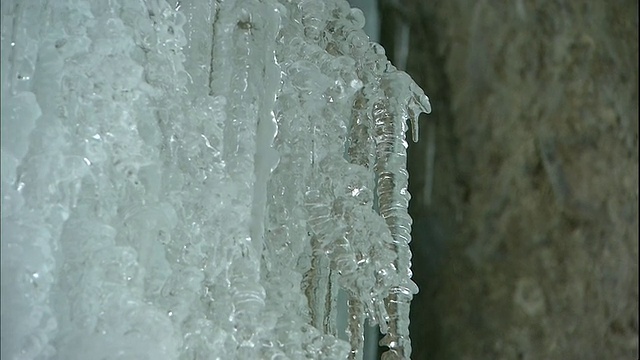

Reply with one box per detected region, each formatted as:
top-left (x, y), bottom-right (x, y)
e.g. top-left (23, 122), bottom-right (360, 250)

top-left (384, 1), bottom-right (639, 358)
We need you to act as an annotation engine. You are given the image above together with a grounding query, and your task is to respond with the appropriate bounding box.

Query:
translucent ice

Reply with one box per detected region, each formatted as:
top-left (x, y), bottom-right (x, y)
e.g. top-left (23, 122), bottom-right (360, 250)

top-left (0, 0), bottom-right (430, 359)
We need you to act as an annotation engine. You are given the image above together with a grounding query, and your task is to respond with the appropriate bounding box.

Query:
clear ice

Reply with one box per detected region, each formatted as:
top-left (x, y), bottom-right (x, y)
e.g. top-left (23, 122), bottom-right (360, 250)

top-left (0, 0), bottom-right (430, 359)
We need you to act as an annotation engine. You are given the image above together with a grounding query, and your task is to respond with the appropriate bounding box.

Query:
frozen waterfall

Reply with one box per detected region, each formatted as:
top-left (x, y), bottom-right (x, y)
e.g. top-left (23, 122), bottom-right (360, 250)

top-left (0, 0), bottom-right (430, 359)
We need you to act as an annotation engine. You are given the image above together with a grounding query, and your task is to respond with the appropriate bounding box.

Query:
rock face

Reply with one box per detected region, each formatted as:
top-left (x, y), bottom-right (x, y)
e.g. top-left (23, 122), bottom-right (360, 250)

top-left (381, 1), bottom-right (639, 359)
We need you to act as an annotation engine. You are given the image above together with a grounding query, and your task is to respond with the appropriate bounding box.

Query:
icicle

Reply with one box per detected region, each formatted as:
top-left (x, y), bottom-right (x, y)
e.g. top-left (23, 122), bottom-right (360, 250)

top-left (408, 82), bottom-right (432, 143)
top-left (347, 92), bottom-right (377, 169)
top-left (368, 69), bottom-right (429, 359)
top-left (304, 236), bottom-right (332, 331)
top-left (325, 269), bottom-right (340, 336)
top-left (346, 296), bottom-right (366, 360)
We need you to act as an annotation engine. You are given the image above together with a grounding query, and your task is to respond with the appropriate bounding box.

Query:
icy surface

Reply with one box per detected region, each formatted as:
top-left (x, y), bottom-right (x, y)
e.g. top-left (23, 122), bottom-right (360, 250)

top-left (0, 0), bottom-right (430, 359)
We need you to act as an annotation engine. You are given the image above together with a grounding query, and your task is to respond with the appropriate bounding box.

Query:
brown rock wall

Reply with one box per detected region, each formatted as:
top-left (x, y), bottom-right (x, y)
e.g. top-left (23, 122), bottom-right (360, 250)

top-left (383, 1), bottom-right (639, 358)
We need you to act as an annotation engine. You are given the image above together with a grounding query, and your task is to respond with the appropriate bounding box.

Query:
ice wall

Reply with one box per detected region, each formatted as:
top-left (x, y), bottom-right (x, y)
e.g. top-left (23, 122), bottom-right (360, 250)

top-left (0, 0), bottom-right (430, 359)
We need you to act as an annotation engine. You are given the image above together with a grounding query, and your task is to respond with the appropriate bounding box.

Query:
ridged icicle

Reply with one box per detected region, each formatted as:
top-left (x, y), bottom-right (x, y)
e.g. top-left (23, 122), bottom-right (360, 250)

top-left (372, 70), bottom-right (431, 360)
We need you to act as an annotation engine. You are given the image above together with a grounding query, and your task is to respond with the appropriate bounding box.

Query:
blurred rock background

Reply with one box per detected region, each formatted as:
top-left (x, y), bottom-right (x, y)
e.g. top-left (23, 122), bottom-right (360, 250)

top-left (377, 1), bottom-right (638, 359)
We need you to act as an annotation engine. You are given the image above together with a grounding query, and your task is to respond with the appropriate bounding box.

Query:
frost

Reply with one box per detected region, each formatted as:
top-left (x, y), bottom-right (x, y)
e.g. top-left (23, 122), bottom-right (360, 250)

top-left (1, 0), bottom-right (430, 359)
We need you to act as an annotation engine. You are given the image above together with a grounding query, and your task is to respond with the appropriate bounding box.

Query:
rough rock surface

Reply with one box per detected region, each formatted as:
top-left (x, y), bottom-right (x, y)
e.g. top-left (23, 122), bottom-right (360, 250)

top-left (380, 1), bottom-right (639, 359)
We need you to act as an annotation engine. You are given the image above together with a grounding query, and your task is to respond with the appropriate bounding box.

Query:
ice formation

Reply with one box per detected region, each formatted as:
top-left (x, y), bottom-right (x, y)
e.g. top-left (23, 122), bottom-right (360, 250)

top-left (0, 0), bottom-right (430, 359)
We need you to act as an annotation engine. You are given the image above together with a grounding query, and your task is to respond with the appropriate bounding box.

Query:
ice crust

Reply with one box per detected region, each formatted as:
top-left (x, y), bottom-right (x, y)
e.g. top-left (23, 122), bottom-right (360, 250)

top-left (0, 0), bottom-right (430, 359)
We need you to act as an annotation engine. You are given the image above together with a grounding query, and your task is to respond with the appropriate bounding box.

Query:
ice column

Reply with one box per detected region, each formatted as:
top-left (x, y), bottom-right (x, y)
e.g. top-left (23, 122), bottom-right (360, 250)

top-left (0, 0), bottom-right (430, 359)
